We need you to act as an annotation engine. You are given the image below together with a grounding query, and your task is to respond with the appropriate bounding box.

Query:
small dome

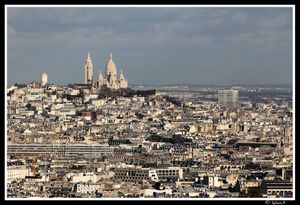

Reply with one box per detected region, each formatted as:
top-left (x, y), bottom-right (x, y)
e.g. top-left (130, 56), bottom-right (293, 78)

top-left (41, 73), bottom-right (48, 85)
top-left (105, 53), bottom-right (117, 75)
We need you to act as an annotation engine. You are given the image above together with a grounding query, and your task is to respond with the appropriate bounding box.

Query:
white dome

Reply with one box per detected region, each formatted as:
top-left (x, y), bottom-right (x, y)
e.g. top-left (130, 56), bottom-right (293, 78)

top-left (41, 73), bottom-right (48, 85)
top-left (105, 53), bottom-right (117, 75)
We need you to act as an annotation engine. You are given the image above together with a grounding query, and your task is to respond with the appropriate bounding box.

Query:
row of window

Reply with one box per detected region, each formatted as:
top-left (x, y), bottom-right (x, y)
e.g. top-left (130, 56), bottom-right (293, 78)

top-left (77, 187), bottom-right (98, 190)
top-left (116, 176), bottom-right (147, 180)
top-left (8, 148), bottom-right (113, 152)
top-left (116, 173), bottom-right (148, 177)
top-left (157, 170), bottom-right (179, 173)
top-left (9, 145), bottom-right (113, 149)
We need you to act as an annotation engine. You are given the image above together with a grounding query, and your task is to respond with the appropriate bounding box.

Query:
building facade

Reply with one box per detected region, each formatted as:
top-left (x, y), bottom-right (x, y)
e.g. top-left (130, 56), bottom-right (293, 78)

top-left (218, 89), bottom-right (239, 109)
top-left (7, 165), bottom-right (29, 182)
top-left (41, 73), bottom-right (48, 86)
top-left (84, 52), bottom-right (128, 89)
top-left (96, 53), bottom-right (128, 89)
top-left (114, 166), bottom-right (183, 182)
top-left (84, 52), bottom-right (93, 84)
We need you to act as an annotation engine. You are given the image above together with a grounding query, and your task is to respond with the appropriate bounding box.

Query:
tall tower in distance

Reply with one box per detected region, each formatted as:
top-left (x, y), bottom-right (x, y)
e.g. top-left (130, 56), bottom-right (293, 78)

top-left (84, 52), bottom-right (93, 84)
top-left (218, 89), bottom-right (239, 109)
top-left (41, 73), bottom-right (48, 86)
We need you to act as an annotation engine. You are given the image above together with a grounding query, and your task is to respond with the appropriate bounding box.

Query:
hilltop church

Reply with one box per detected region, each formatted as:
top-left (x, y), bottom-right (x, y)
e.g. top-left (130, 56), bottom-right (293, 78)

top-left (84, 52), bottom-right (128, 89)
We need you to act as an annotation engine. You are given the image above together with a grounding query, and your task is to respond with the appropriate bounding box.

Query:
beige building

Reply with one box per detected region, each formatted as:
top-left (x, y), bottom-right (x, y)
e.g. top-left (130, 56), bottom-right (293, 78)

top-left (218, 89), bottom-right (239, 109)
top-left (7, 165), bottom-right (29, 182)
top-left (84, 52), bottom-right (93, 84)
top-left (41, 73), bottom-right (48, 86)
top-left (114, 166), bottom-right (183, 182)
top-left (96, 53), bottom-right (128, 89)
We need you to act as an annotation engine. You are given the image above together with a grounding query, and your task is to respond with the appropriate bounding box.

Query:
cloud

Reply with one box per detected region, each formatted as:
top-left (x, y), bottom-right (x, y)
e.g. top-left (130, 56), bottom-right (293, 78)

top-left (258, 10), bottom-right (292, 29)
top-left (6, 7), bottom-right (293, 85)
top-left (230, 11), bottom-right (248, 25)
top-left (7, 7), bottom-right (292, 48)
top-left (7, 25), bottom-right (16, 35)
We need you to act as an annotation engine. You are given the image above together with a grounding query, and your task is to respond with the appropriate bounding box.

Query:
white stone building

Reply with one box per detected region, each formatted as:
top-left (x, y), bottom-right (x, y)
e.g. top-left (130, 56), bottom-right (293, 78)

top-left (96, 53), bottom-right (128, 89)
top-left (75, 183), bottom-right (100, 194)
top-left (7, 165), bottom-right (29, 182)
top-left (84, 52), bottom-right (93, 84)
top-left (83, 52), bottom-right (128, 89)
top-left (41, 73), bottom-right (48, 86)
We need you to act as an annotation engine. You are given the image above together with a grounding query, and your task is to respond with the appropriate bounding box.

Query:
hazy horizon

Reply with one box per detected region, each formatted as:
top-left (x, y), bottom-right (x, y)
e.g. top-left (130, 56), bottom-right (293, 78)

top-left (7, 6), bottom-right (293, 86)
top-left (8, 81), bottom-right (293, 88)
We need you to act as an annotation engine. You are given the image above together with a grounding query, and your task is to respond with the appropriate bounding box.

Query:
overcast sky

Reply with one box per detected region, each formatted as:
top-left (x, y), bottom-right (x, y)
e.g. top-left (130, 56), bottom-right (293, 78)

top-left (7, 6), bottom-right (293, 86)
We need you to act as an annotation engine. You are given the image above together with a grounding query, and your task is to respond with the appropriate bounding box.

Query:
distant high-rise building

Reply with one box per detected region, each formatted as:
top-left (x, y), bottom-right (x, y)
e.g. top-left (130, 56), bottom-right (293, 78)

top-left (41, 73), bottom-right (48, 86)
top-left (84, 52), bottom-right (93, 84)
top-left (284, 126), bottom-right (292, 145)
top-left (218, 89), bottom-right (238, 108)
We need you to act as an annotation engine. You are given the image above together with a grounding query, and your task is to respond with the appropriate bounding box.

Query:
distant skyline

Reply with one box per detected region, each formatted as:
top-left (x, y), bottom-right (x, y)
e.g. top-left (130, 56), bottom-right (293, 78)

top-left (6, 6), bottom-right (293, 86)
